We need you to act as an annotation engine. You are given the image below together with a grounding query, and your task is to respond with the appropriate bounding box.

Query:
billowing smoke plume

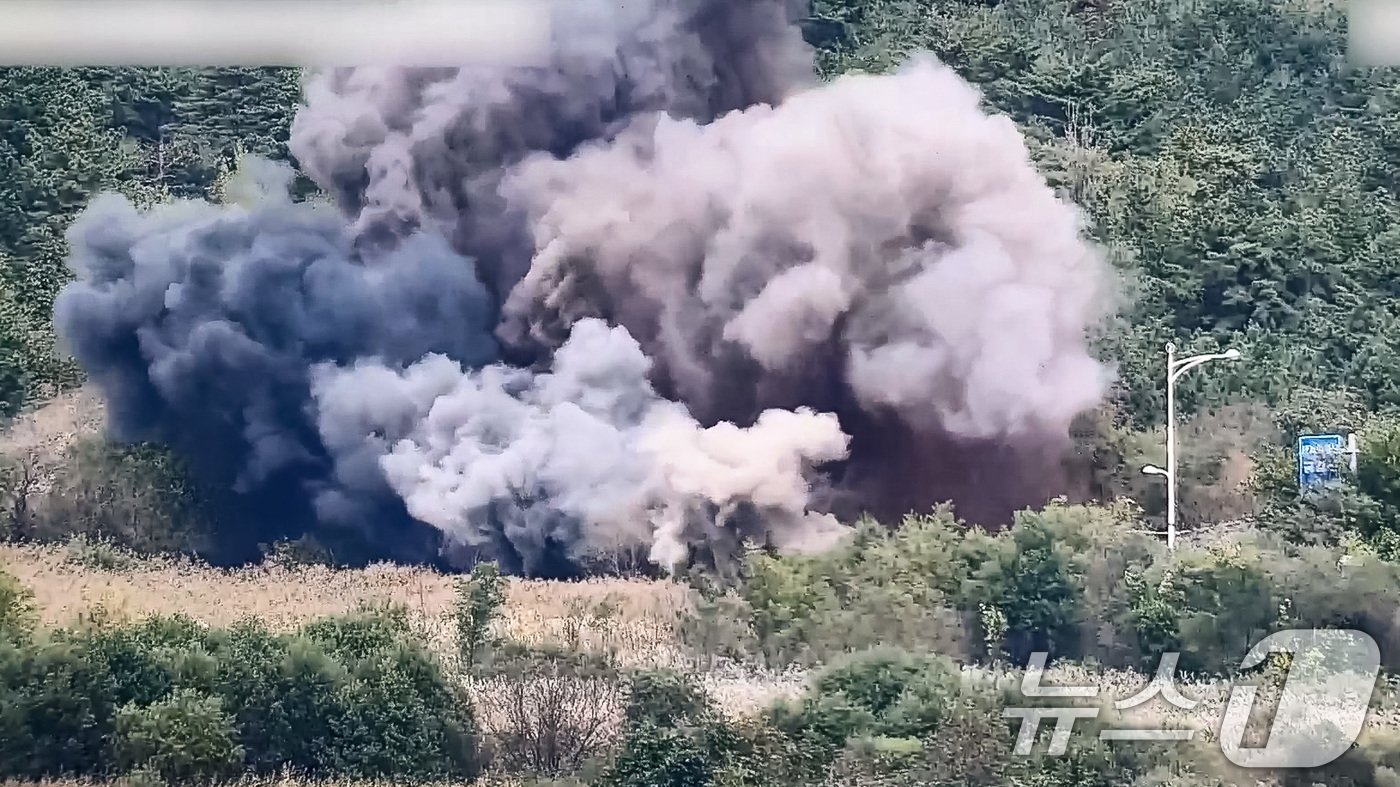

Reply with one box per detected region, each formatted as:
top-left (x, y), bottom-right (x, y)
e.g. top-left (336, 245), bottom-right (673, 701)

top-left (289, 0), bottom-right (813, 299)
top-left (311, 318), bottom-right (849, 575)
top-left (54, 0), bottom-right (1115, 574)
top-left (54, 160), bottom-right (499, 562)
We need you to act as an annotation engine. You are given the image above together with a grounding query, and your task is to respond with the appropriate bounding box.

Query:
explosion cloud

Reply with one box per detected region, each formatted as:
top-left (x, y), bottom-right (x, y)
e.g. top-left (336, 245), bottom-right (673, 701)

top-left (54, 0), bottom-right (1116, 574)
top-left (311, 318), bottom-right (849, 575)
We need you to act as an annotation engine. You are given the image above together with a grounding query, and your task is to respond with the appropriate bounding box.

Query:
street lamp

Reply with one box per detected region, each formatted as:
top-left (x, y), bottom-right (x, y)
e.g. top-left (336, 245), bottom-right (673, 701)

top-left (1140, 342), bottom-right (1243, 550)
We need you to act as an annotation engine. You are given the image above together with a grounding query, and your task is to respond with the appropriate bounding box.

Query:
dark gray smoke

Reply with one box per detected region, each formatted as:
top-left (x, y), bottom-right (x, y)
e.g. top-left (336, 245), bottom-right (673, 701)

top-left (289, 0), bottom-right (812, 302)
top-left (54, 0), bottom-right (1116, 574)
top-left (54, 158), bottom-right (498, 561)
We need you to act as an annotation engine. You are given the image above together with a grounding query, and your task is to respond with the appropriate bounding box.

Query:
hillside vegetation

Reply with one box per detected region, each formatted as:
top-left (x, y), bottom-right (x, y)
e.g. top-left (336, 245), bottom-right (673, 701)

top-left (4, 0), bottom-right (1400, 785)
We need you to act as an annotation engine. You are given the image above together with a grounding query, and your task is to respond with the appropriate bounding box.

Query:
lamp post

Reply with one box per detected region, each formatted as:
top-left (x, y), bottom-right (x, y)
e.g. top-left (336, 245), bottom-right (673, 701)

top-left (1140, 342), bottom-right (1242, 550)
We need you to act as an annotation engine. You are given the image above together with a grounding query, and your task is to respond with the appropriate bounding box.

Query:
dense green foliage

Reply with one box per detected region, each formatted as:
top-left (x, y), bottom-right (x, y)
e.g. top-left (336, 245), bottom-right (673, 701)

top-left (0, 587), bottom-right (478, 782)
top-left (594, 649), bottom-right (1400, 787)
top-left (680, 500), bottom-right (1400, 675)
top-left (0, 67), bottom-right (300, 417)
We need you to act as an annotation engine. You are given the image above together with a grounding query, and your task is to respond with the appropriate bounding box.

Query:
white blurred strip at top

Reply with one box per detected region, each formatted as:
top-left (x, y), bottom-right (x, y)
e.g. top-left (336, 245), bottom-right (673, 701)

top-left (0, 0), bottom-right (553, 66)
top-left (1350, 0), bottom-right (1400, 66)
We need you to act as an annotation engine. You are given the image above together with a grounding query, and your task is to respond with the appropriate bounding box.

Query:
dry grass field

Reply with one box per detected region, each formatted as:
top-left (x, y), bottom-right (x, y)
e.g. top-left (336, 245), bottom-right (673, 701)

top-left (0, 540), bottom-right (809, 718)
top-left (0, 540), bottom-right (681, 650)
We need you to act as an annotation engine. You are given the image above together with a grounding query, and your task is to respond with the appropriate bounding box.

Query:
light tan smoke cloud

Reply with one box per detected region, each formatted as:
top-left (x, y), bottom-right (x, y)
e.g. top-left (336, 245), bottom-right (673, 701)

top-left (500, 55), bottom-right (1114, 442)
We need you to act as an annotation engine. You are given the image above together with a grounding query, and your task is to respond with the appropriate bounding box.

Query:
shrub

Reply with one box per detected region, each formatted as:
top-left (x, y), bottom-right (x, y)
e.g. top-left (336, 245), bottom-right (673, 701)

top-left (301, 601), bottom-right (412, 661)
top-left (0, 607), bottom-right (479, 780)
top-left (601, 669), bottom-right (735, 787)
top-left (0, 637), bottom-right (120, 776)
top-left (65, 534), bottom-right (142, 570)
top-left (958, 504), bottom-right (1110, 663)
top-left (456, 561), bottom-right (506, 670)
top-left (675, 581), bottom-right (761, 669)
top-left (900, 703), bottom-right (1018, 787)
top-left (603, 722), bottom-right (721, 787)
top-left (111, 689), bottom-right (243, 783)
top-left (24, 439), bottom-right (217, 556)
top-left (720, 509), bottom-right (969, 667)
top-left (330, 640), bottom-right (479, 778)
top-left (1158, 544), bottom-right (1276, 674)
top-left (811, 647), bottom-right (946, 719)
top-left (765, 692), bottom-right (874, 780)
top-left (712, 499), bottom-right (1170, 671)
top-left (624, 669), bottom-right (713, 728)
top-left (475, 659), bottom-right (626, 776)
top-left (0, 567), bottom-right (35, 642)
top-left (216, 625), bottom-right (347, 773)
top-left (759, 647), bottom-right (969, 783)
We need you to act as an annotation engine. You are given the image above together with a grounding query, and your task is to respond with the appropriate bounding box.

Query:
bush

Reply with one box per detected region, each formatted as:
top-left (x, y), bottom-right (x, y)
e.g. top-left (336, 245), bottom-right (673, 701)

top-left (65, 534), bottom-right (142, 570)
top-left (960, 511), bottom-right (1085, 663)
top-left (0, 567), bottom-right (35, 642)
top-left (112, 689), bottom-right (243, 783)
top-left (21, 439), bottom-right (217, 556)
top-left (719, 509), bottom-right (971, 667)
top-left (711, 499), bottom-right (1157, 670)
top-left (757, 647), bottom-right (969, 783)
top-left (625, 669), bottom-right (713, 727)
top-left (0, 636), bottom-right (120, 776)
top-left (811, 648), bottom-right (948, 720)
top-left (1159, 545), bottom-right (1277, 674)
top-left (604, 722), bottom-right (721, 787)
top-left (456, 561), bottom-right (506, 670)
top-left (601, 670), bottom-right (735, 787)
top-left (475, 659), bottom-right (626, 776)
top-left (0, 606), bottom-right (479, 781)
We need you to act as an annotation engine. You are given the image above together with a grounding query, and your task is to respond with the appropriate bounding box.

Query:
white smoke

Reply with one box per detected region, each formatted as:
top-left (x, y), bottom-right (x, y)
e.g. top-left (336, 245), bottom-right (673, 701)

top-left (310, 318), bottom-right (850, 570)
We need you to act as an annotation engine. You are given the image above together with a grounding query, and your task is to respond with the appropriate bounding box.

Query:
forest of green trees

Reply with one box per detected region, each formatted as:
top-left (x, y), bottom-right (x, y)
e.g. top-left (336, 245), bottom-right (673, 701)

top-left (5, 0), bottom-right (1400, 784)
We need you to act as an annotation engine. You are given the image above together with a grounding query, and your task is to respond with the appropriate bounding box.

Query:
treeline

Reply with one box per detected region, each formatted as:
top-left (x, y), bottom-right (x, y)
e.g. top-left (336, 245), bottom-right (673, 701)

top-left (0, 67), bottom-right (301, 418)
top-left (0, 584), bottom-right (478, 783)
top-left (682, 499), bottom-right (1400, 673)
top-left (4, 544), bottom-right (1400, 787)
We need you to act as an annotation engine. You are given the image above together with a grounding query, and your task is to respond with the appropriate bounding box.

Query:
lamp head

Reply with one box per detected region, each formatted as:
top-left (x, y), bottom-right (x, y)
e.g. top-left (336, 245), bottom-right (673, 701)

top-left (1141, 464), bottom-right (1168, 477)
top-left (1222, 348), bottom-right (1242, 360)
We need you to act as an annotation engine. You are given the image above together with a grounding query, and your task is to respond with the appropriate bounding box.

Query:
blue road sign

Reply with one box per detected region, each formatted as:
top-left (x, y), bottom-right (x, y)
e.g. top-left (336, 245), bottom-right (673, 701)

top-left (1298, 433), bottom-right (1345, 489)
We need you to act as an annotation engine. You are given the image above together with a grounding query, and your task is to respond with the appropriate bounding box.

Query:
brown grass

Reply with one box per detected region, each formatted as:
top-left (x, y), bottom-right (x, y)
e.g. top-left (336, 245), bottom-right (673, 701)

top-left (0, 541), bottom-right (685, 664)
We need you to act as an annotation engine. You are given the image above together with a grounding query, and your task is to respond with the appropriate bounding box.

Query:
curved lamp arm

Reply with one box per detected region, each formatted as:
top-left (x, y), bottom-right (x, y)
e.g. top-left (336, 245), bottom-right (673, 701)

top-left (1170, 348), bottom-right (1242, 384)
